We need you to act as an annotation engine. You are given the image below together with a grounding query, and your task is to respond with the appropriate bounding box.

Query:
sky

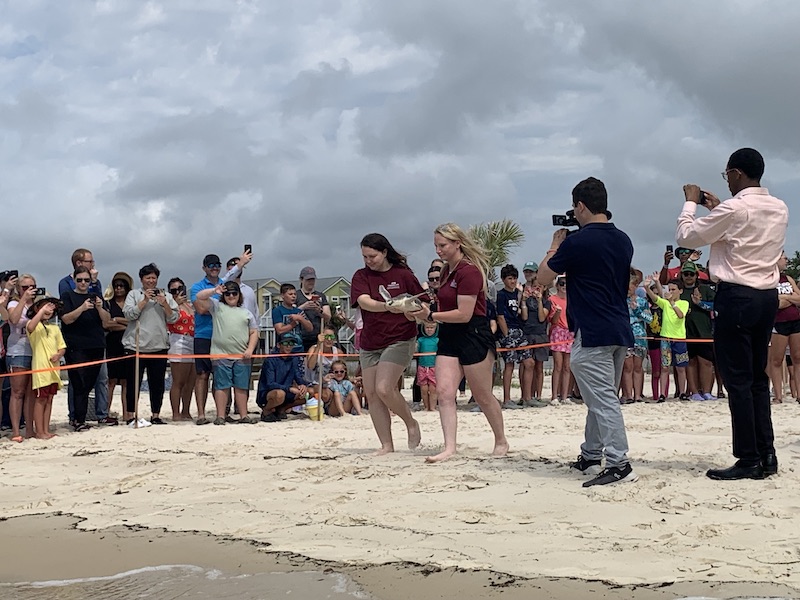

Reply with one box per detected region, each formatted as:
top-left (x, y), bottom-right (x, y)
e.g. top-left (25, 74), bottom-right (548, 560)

top-left (2, 0), bottom-right (798, 293)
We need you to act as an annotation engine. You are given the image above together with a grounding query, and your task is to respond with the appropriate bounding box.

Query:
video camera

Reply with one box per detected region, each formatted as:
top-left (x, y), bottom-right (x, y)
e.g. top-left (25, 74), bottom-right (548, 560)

top-left (552, 210), bottom-right (579, 236)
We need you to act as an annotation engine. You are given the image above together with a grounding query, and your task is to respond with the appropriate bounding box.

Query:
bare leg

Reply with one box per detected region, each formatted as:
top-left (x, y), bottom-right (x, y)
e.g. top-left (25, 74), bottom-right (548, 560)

top-left (698, 356), bottom-right (714, 395)
top-left (9, 370), bottom-right (29, 441)
top-left (195, 372), bottom-right (210, 420)
top-left (502, 361), bottom-right (514, 403)
top-left (328, 391), bottom-right (347, 417)
top-left (429, 384), bottom-right (438, 411)
top-left (466, 354), bottom-right (508, 457)
top-left (551, 352), bottom-right (563, 401)
top-left (43, 398), bottom-right (55, 437)
top-left (621, 356), bottom-right (634, 399)
top-left (768, 334), bottom-right (787, 402)
top-left (520, 358), bottom-right (534, 400)
top-left (633, 355), bottom-right (644, 399)
top-left (345, 391), bottom-right (363, 415)
top-left (33, 395), bottom-right (49, 440)
top-left (675, 366), bottom-right (687, 398)
top-left (364, 361), bottom-right (420, 454)
top-left (233, 387), bottom-right (249, 417)
top-left (686, 357), bottom-right (700, 395)
top-left (425, 355), bottom-right (461, 463)
top-left (560, 354), bottom-right (572, 401)
top-left (534, 360), bottom-right (544, 398)
top-left (213, 388), bottom-right (229, 420)
top-left (789, 336), bottom-right (800, 399)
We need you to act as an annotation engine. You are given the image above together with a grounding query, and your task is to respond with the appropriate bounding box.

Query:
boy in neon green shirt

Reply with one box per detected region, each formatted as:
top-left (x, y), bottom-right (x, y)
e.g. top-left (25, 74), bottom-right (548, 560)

top-left (645, 275), bottom-right (689, 399)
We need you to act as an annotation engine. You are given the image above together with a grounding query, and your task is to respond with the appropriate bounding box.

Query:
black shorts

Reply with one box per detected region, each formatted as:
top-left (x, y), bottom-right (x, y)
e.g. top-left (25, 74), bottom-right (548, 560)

top-left (687, 342), bottom-right (715, 362)
top-left (437, 316), bottom-right (496, 366)
top-left (525, 332), bottom-right (550, 362)
top-left (774, 320), bottom-right (800, 337)
top-left (194, 337), bottom-right (213, 374)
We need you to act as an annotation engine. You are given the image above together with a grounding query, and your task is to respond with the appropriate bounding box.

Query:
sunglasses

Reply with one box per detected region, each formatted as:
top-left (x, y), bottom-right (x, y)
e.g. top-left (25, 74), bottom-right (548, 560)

top-left (169, 287), bottom-right (184, 294)
top-left (682, 272), bottom-right (696, 276)
top-left (324, 334), bottom-right (336, 340)
top-left (20, 285), bottom-right (35, 290)
top-left (223, 291), bottom-right (239, 297)
top-left (279, 341), bottom-right (295, 346)
top-left (206, 263), bottom-right (222, 269)
top-left (428, 277), bottom-right (440, 282)
top-left (332, 370), bottom-right (346, 374)
top-left (557, 281), bottom-right (566, 286)
top-left (113, 282), bottom-right (127, 288)
top-left (75, 278), bottom-right (91, 283)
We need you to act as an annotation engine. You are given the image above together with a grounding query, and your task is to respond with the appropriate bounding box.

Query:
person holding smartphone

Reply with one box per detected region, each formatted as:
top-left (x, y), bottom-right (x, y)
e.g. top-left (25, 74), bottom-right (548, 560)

top-left (122, 263), bottom-right (179, 425)
top-left (296, 266), bottom-right (331, 352)
top-left (60, 266), bottom-right (112, 431)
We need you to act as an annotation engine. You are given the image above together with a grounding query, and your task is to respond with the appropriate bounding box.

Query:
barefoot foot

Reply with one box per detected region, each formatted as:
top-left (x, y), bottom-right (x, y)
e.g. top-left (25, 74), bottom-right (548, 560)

top-left (425, 449), bottom-right (456, 463)
top-left (491, 441), bottom-right (510, 458)
top-left (407, 419), bottom-right (421, 450)
top-left (11, 436), bottom-right (24, 443)
top-left (373, 445), bottom-right (394, 456)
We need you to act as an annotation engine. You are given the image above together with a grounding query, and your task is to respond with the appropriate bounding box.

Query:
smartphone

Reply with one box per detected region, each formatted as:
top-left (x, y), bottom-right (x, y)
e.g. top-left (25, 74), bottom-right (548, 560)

top-left (35, 287), bottom-right (46, 296)
top-left (666, 244), bottom-right (673, 253)
top-left (244, 244), bottom-right (252, 253)
top-left (311, 294), bottom-right (321, 302)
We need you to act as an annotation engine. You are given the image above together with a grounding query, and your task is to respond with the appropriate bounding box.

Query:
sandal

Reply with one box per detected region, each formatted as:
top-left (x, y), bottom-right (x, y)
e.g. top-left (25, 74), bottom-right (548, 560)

top-left (195, 417), bottom-right (210, 426)
top-left (213, 417), bottom-right (226, 426)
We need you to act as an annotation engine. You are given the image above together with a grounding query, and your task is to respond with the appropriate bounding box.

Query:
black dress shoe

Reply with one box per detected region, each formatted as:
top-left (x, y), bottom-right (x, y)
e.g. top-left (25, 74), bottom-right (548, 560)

top-left (761, 454), bottom-right (778, 476)
top-left (706, 463), bottom-right (765, 481)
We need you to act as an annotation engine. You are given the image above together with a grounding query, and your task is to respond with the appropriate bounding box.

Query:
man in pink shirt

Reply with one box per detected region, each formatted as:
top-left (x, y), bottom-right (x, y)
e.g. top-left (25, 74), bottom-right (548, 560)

top-left (677, 147), bottom-right (788, 481)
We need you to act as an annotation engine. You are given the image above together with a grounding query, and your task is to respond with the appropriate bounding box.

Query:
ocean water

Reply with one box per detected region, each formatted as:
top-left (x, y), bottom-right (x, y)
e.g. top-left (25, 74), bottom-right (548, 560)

top-left (3, 564), bottom-right (373, 600)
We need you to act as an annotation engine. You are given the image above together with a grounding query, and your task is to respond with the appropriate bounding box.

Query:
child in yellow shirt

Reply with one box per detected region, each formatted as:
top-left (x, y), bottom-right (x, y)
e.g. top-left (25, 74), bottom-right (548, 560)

top-left (645, 275), bottom-right (689, 400)
top-left (26, 298), bottom-right (66, 439)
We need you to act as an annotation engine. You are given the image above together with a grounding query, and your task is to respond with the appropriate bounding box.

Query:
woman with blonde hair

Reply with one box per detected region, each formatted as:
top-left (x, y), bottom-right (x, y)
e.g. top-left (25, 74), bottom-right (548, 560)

top-left (411, 223), bottom-right (508, 463)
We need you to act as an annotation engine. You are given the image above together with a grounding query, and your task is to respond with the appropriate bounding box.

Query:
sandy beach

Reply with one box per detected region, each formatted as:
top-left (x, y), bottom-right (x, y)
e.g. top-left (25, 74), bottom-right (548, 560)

top-left (1, 380), bottom-right (799, 598)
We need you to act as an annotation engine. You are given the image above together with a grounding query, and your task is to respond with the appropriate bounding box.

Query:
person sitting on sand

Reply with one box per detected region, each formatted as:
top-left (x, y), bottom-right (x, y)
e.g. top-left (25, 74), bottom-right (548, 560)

top-left (26, 297), bottom-right (66, 439)
top-left (323, 359), bottom-right (363, 416)
top-left (256, 332), bottom-right (316, 422)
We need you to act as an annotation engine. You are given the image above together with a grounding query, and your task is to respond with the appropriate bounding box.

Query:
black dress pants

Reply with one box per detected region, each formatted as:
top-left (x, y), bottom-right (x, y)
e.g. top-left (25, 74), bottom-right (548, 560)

top-left (66, 348), bottom-right (104, 425)
top-left (713, 282), bottom-right (778, 465)
top-left (124, 350), bottom-right (168, 414)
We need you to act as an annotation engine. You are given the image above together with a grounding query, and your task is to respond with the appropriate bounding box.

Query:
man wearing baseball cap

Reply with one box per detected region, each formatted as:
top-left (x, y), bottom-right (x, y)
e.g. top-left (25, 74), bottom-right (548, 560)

top-left (296, 266), bottom-right (331, 352)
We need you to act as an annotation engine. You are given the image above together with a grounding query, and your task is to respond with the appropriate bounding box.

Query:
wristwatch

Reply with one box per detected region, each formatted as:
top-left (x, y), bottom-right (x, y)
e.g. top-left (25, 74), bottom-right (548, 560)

top-left (426, 309), bottom-right (436, 322)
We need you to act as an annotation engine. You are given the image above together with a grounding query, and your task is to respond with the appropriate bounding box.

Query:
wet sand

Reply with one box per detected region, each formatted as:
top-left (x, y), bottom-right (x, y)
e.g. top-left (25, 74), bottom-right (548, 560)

top-left (0, 514), bottom-right (796, 599)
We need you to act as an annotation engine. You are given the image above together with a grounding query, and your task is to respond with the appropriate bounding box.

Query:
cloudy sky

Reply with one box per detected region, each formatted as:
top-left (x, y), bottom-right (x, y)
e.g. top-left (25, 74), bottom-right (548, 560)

top-left (3, 0), bottom-right (798, 293)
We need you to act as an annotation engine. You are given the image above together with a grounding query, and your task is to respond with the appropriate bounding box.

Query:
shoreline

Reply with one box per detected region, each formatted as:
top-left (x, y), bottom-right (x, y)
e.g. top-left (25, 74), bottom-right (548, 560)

top-left (1, 513), bottom-right (796, 599)
top-left (1, 383), bottom-right (800, 596)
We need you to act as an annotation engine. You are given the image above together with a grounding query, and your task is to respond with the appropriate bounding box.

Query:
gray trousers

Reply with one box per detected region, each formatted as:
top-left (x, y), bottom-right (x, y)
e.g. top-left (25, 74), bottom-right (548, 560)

top-left (570, 331), bottom-right (630, 468)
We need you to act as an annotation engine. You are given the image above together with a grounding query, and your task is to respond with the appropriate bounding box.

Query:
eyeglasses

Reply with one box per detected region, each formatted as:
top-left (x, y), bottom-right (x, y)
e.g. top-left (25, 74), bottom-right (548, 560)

top-left (206, 263), bottom-right (222, 269)
top-left (223, 291), bottom-right (239, 297)
top-left (332, 370), bottom-right (346, 374)
top-left (428, 277), bottom-right (440, 282)
top-left (721, 168), bottom-right (739, 182)
top-left (75, 278), bottom-right (91, 283)
top-left (557, 281), bottom-right (566, 286)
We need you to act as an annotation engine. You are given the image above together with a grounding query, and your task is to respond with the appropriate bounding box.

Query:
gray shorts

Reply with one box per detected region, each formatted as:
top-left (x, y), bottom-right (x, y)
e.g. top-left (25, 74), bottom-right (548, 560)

top-left (360, 338), bottom-right (416, 370)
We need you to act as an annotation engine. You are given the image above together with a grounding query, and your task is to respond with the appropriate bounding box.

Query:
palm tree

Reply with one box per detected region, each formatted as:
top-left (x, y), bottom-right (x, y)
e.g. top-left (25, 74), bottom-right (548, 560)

top-left (468, 219), bottom-right (525, 281)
